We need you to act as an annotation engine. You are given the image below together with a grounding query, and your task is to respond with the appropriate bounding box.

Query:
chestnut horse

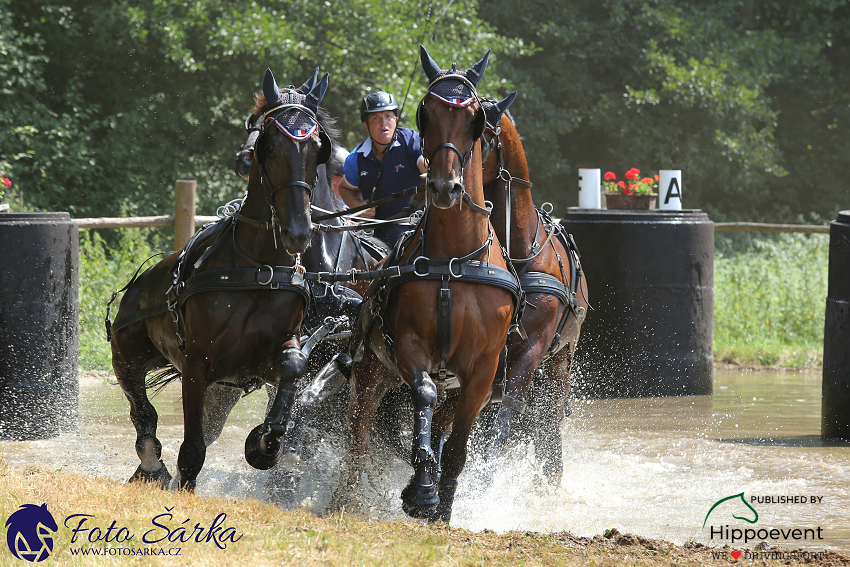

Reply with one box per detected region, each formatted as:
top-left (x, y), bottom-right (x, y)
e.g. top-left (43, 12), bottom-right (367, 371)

top-left (108, 68), bottom-right (334, 490)
top-left (329, 46), bottom-right (520, 523)
top-left (477, 102), bottom-right (588, 485)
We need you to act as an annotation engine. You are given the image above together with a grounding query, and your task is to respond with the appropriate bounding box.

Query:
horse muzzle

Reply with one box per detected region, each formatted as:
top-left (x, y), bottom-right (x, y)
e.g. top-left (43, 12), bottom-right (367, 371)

top-left (280, 224), bottom-right (312, 254)
top-left (427, 177), bottom-right (463, 210)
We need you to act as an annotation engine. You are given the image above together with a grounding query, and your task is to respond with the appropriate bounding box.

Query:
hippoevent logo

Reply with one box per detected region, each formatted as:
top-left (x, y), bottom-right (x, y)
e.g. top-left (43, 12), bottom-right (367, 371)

top-left (5, 504), bottom-right (58, 562)
top-left (4, 504), bottom-right (243, 561)
top-left (704, 492), bottom-right (826, 559)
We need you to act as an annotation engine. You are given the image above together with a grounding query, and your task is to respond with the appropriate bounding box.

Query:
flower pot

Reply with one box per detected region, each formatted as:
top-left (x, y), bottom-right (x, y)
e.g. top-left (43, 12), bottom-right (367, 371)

top-left (604, 192), bottom-right (657, 210)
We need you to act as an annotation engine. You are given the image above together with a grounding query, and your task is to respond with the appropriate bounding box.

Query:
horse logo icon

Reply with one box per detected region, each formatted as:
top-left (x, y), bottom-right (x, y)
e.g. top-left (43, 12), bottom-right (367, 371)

top-left (703, 492), bottom-right (759, 528)
top-left (5, 503), bottom-right (58, 562)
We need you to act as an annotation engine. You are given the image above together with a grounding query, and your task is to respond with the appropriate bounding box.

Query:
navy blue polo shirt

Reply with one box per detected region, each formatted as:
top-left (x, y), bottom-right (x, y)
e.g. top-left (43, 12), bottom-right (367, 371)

top-left (342, 127), bottom-right (423, 221)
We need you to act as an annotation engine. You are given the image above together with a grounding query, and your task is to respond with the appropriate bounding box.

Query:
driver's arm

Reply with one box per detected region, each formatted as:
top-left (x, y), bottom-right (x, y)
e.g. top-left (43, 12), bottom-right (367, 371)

top-left (338, 177), bottom-right (375, 218)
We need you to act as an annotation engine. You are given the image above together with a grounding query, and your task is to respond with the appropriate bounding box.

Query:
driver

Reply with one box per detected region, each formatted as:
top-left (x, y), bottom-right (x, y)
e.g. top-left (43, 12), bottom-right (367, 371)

top-left (339, 91), bottom-right (426, 247)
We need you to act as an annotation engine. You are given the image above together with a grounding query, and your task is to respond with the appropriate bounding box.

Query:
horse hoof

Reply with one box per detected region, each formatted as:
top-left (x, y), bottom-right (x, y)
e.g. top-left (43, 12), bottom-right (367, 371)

top-left (428, 477), bottom-right (458, 524)
top-left (245, 424), bottom-right (282, 470)
top-left (427, 505), bottom-right (452, 524)
top-left (128, 460), bottom-right (172, 490)
top-left (400, 478), bottom-right (439, 519)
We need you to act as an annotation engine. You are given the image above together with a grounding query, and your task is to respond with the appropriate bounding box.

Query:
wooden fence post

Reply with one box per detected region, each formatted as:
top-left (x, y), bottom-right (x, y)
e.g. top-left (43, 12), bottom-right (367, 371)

top-left (173, 179), bottom-right (197, 250)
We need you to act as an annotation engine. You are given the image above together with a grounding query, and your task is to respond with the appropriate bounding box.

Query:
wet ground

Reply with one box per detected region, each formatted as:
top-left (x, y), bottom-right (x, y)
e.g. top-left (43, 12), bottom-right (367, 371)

top-left (1, 369), bottom-right (847, 553)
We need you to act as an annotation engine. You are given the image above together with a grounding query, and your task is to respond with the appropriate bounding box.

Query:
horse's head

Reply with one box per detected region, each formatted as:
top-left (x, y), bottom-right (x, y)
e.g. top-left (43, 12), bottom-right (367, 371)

top-left (251, 68), bottom-right (333, 254)
top-left (417, 45), bottom-right (490, 209)
top-left (479, 92), bottom-right (517, 184)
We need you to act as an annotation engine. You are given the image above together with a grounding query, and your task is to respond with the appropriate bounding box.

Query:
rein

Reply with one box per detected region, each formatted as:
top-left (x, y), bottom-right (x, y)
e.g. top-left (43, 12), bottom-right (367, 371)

top-left (312, 185), bottom-right (422, 222)
top-left (484, 123), bottom-right (533, 261)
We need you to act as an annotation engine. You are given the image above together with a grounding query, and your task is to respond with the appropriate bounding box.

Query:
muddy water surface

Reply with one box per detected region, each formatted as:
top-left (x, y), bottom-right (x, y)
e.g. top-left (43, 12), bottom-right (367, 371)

top-left (1, 370), bottom-right (847, 552)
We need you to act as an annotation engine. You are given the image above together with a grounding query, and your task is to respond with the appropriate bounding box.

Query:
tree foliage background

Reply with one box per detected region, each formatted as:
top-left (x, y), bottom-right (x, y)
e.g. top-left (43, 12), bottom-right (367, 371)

top-left (1, 0), bottom-right (847, 222)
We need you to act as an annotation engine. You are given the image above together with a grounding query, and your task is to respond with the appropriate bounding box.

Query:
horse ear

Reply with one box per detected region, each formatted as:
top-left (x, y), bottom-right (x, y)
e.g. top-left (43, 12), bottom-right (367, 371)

top-left (263, 68), bottom-right (282, 108)
top-left (297, 66), bottom-right (320, 94)
top-left (472, 106), bottom-right (486, 140)
top-left (468, 49), bottom-right (491, 86)
top-left (420, 44), bottom-right (442, 83)
top-left (306, 72), bottom-right (329, 110)
top-left (496, 91), bottom-right (517, 115)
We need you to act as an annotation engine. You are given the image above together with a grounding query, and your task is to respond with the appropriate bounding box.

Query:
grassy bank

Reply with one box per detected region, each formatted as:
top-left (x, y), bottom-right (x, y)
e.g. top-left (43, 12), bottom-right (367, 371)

top-left (79, 230), bottom-right (830, 372)
top-left (713, 232), bottom-right (829, 369)
top-left (0, 464), bottom-right (844, 566)
top-left (78, 229), bottom-right (161, 370)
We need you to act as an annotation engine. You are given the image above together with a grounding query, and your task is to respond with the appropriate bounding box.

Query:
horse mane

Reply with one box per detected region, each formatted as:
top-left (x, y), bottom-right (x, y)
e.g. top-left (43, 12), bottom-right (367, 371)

top-left (251, 92), bottom-right (341, 141)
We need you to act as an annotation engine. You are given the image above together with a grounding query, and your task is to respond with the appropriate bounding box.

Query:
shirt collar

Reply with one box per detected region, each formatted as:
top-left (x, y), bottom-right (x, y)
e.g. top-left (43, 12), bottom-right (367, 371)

top-left (357, 135), bottom-right (401, 158)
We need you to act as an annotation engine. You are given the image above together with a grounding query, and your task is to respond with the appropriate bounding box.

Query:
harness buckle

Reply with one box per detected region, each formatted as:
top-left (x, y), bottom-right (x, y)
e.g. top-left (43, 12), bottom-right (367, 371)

top-left (448, 257), bottom-right (463, 278)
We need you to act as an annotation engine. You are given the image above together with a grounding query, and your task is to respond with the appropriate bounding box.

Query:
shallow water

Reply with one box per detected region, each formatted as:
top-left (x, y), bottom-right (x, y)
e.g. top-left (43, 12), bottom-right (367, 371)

top-left (1, 370), bottom-right (847, 552)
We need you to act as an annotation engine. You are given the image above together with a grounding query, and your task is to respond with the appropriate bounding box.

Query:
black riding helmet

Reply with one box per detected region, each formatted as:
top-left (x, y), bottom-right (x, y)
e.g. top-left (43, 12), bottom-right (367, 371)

top-left (359, 91), bottom-right (399, 123)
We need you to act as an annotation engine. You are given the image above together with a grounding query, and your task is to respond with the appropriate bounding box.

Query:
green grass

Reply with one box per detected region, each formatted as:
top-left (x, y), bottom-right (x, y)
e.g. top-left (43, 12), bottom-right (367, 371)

top-left (713, 232), bottom-right (829, 368)
top-left (77, 230), bottom-right (830, 372)
top-left (78, 229), bottom-right (162, 371)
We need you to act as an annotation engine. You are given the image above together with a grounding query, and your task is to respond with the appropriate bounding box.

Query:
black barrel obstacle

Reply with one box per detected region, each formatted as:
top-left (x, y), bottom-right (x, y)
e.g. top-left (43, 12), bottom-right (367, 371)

top-left (822, 210), bottom-right (850, 439)
top-left (559, 208), bottom-right (714, 398)
top-left (0, 212), bottom-right (79, 440)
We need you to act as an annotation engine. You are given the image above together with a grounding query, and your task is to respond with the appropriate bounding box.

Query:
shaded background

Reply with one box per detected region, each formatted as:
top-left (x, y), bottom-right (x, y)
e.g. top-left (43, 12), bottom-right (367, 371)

top-left (1, 0), bottom-right (847, 222)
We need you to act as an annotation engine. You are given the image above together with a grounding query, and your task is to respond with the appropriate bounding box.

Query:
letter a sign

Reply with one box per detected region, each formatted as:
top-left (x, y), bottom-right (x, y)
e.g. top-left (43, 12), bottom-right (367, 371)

top-left (659, 170), bottom-right (682, 210)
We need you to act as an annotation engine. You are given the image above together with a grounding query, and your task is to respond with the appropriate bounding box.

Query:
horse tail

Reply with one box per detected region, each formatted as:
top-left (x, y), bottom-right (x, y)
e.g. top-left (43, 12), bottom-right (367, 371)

top-left (145, 365), bottom-right (182, 396)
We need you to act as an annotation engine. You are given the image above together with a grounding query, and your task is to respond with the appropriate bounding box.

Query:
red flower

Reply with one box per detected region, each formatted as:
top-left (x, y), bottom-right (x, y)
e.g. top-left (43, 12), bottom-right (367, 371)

top-left (640, 177), bottom-right (653, 184)
top-left (624, 168), bottom-right (640, 180)
top-left (604, 171), bottom-right (617, 181)
top-left (617, 180), bottom-right (626, 189)
top-left (1, 177), bottom-right (10, 190)
top-left (654, 174), bottom-right (659, 181)
top-left (622, 187), bottom-right (633, 195)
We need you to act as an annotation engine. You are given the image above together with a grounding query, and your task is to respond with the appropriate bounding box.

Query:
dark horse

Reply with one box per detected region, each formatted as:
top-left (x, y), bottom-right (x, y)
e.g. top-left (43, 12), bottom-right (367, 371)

top-left (108, 68), bottom-right (335, 490)
top-left (477, 103), bottom-right (589, 486)
top-left (330, 46), bottom-right (521, 523)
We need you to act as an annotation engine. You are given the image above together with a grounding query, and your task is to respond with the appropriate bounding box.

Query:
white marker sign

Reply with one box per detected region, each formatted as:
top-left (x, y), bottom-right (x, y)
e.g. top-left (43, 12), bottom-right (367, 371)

top-left (578, 168), bottom-right (601, 209)
top-left (658, 170), bottom-right (682, 210)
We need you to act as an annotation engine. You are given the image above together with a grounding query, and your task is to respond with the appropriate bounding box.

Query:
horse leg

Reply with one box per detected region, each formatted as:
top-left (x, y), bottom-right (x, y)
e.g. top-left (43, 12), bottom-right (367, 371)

top-left (281, 352), bottom-right (351, 469)
top-left (331, 344), bottom-right (390, 512)
top-left (400, 370), bottom-right (440, 519)
top-left (431, 392), bottom-right (459, 484)
top-left (266, 351), bottom-right (349, 504)
top-left (245, 342), bottom-right (307, 470)
top-left (112, 326), bottom-right (172, 488)
top-left (530, 348), bottom-right (572, 486)
top-left (484, 344), bottom-right (542, 461)
top-left (202, 383), bottom-right (242, 447)
top-left (176, 366), bottom-right (209, 491)
top-left (430, 370), bottom-right (497, 524)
